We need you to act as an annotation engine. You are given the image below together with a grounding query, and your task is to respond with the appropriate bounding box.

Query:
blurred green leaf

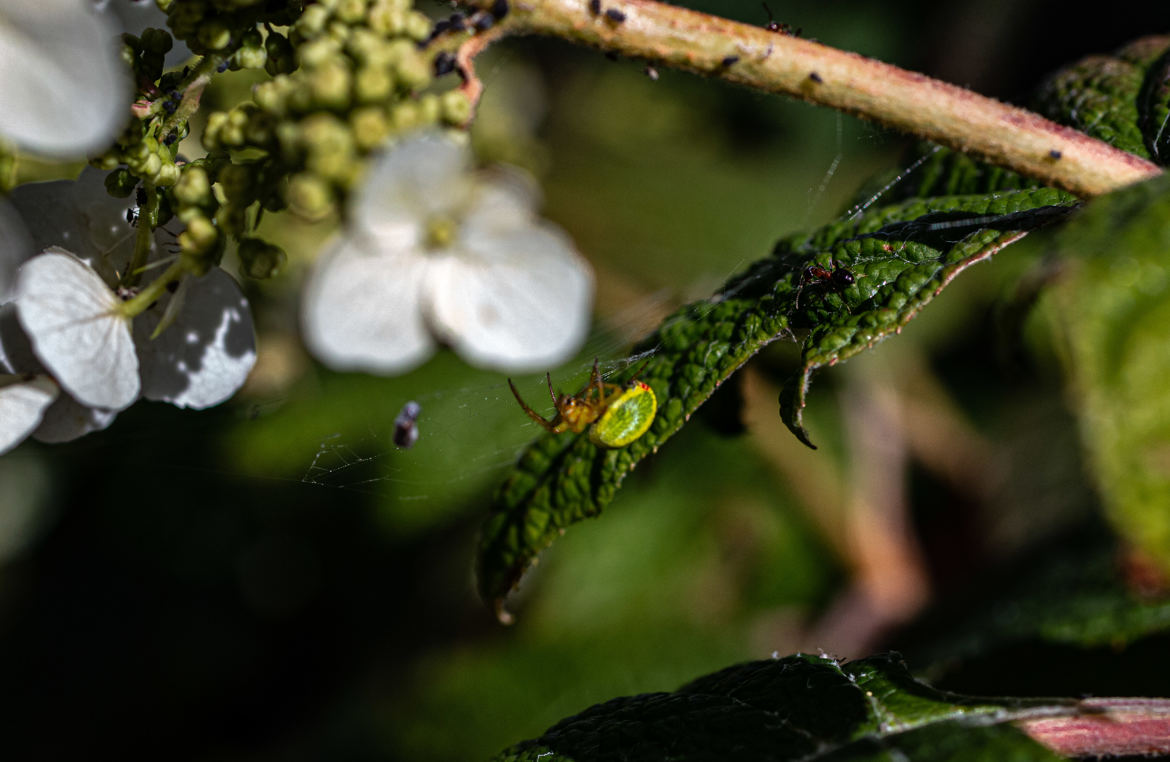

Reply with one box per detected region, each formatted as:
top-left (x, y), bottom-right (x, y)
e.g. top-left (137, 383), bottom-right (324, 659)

top-left (1051, 171), bottom-right (1170, 571)
top-left (490, 653), bottom-right (1071, 762)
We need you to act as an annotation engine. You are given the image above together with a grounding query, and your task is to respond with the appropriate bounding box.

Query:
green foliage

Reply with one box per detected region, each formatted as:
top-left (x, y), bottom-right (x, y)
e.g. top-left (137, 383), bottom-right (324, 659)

top-left (1051, 172), bottom-right (1170, 571)
top-left (479, 186), bottom-right (1077, 610)
top-left (478, 32), bottom-right (1170, 615)
top-left (491, 654), bottom-right (1068, 762)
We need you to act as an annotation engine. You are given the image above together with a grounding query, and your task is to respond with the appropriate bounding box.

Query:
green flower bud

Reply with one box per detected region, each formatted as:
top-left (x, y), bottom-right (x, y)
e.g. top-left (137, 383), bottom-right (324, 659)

top-left (140, 27), bottom-right (173, 54)
top-left (367, 5), bottom-right (404, 35)
top-left (302, 114), bottom-right (356, 182)
top-left (155, 0), bottom-right (175, 12)
top-left (197, 21), bottom-right (232, 51)
top-left (203, 111), bottom-right (229, 150)
top-left (354, 64), bottom-right (393, 103)
top-left (217, 163), bottom-right (252, 202)
top-left (298, 37), bottom-right (342, 69)
top-left (179, 215), bottom-right (219, 256)
top-left (389, 100), bottom-right (420, 131)
top-left (335, 0), bottom-right (366, 24)
top-left (286, 173), bottom-right (335, 221)
top-left (237, 237), bottom-right (287, 279)
top-left (295, 4), bottom-right (330, 39)
top-left (351, 107), bottom-right (389, 151)
top-left (264, 33), bottom-right (296, 76)
top-left (141, 153), bottom-right (163, 178)
top-left (308, 60), bottom-right (353, 110)
top-left (105, 169), bottom-right (138, 198)
top-left (174, 166), bottom-right (212, 206)
top-left (440, 90), bottom-right (472, 125)
top-left (234, 43), bottom-right (267, 70)
top-left (418, 92), bottom-right (441, 125)
top-left (155, 161), bottom-right (181, 186)
top-left (392, 49), bottom-right (431, 91)
top-left (215, 204), bottom-right (247, 236)
top-left (403, 10), bottom-right (432, 42)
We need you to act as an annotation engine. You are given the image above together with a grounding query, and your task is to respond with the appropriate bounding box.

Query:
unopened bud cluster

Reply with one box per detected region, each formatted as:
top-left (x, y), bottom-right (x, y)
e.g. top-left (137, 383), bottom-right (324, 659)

top-left (88, 0), bottom-right (493, 284)
top-left (203, 0), bottom-right (474, 223)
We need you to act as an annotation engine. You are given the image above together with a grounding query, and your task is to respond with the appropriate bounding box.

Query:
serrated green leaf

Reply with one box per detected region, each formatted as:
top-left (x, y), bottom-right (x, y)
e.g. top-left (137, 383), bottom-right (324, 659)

top-left (489, 653), bottom-right (1072, 762)
top-left (1051, 171), bottom-right (1170, 571)
top-left (477, 35), bottom-right (1170, 611)
top-left (479, 188), bottom-right (1076, 609)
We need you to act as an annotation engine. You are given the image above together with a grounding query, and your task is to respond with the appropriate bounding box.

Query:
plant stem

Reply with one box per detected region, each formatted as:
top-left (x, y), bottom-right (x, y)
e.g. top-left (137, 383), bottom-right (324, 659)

top-left (119, 258), bottom-right (187, 319)
top-left (454, 0), bottom-right (1160, 197)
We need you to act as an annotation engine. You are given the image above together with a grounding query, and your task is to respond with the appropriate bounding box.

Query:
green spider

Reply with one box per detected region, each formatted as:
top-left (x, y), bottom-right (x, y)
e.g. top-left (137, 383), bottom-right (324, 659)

top-left (507, 359), bottom-right (657, 448)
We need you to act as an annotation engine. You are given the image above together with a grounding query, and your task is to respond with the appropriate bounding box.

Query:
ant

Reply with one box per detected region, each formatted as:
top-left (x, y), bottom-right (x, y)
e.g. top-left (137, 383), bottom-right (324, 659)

top-left (794, 261), bottom-right (856, 310)
top-left (762, 2), bottom-right (801, 36)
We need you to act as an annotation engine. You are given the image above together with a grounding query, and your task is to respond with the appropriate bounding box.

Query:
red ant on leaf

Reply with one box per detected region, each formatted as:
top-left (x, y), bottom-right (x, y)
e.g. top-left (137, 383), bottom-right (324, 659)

top-left (794, 261), bottom-right (857, 310)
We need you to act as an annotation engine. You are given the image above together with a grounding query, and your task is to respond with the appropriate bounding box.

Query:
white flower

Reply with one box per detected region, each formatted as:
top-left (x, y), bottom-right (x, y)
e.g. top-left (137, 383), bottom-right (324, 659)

top-left (0, 0), bottom-right (131, 156)
top-left (0, 373), bottom-right (57, 455)
top-left (0, 170), bottom-right (258, 453)
top-left (302, 130), bottom-right (593, 374)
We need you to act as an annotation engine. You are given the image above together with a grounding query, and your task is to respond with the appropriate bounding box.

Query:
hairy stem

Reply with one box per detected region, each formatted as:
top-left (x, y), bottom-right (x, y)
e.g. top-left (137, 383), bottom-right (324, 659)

top-left (454, 0), bottom-right (1160, 196)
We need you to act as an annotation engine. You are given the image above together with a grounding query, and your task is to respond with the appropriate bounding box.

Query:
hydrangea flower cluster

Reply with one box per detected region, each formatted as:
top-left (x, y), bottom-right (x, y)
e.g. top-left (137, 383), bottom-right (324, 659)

top-left (0, 171), bottom-right (256, 454)
top-left (0, 0), bottom-right (593, 456)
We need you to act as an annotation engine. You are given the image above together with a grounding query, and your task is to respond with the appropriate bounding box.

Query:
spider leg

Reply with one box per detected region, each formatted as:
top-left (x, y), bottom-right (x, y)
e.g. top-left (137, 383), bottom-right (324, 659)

top-left (546, 373), bottom-right (560, 408)
top-left (509, 379), bottom-right (557, 433)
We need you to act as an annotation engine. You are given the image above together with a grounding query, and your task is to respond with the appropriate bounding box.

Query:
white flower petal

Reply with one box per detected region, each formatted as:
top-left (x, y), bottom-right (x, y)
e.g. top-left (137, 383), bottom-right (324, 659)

top-left (425, 224), bottom-right (594, 370)
top-left (460, 168), bottom-right (541, 236)
top-left (0, 199), bottom-right (33, 302)
top-left (136, 268), bottom-right (257, 409)
top-left (15, 249), bottom-right (138, 409)
top-left (10, 169), bottom-right (144, 279)
top-left (302, 235), bottom-right (433, 373)
top-left (32, 390), bottom-right (116, 442)
top-left (0, 374), bottom-right (57, 454)
top-left (353, 130), bottom-right (473, 237)
top-left (0, 0), bottom-right (132, 156)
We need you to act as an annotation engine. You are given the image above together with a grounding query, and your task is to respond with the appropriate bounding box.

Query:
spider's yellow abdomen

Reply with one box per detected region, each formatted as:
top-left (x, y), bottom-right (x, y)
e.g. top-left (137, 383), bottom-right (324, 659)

top-left (588, 381), bottom-right (657, 448)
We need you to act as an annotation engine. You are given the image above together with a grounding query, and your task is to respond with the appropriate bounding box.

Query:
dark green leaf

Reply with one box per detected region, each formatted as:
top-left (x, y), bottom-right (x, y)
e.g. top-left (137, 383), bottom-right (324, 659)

top-left (477, 35), bottom-right (1170, 611)
top-left (479, 188), bottom-right (1076, 610)
top-left (490, 653), bottom-right (1072, 762)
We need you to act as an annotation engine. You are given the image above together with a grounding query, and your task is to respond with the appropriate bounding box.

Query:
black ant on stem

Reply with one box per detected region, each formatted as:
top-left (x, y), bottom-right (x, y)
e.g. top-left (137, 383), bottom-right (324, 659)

top-left (794, 261), bottom-right (857, 310)
top-left (762, 2), bottom-right (801, 36)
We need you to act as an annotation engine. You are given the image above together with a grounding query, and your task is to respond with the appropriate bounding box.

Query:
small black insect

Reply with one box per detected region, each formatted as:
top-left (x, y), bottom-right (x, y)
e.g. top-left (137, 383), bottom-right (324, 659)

top-left (433, 50), bottom-right (458, 77)
top-left (490, 0), bottom-right (508, 19)
top-left (762, 2), bottom-right (801, 36)
top-left (472, 12), bottom-right (495, 31)
top-left (125, 207), bottom-right (140, 226)
top-left (808, 71), bottom-right (823, 83)
top-left (163, 133), bottom-right (178, 146)
top-left (393, 400), bottom-right (422, 449)
top-left (794, 262), bottom-right (856, 309)
top-left (588, 0), bottom-right (601, 13)
top-left (1049, 149), bottom-right (1063, 160)
top-left (605, 7), bottom-right (626, 23)
top-left (721, 55), bottom-right (740, 67)
top-left (216, 60), bottom-right (231, 73)
top-left (448, 12), bottom-right (467, 31)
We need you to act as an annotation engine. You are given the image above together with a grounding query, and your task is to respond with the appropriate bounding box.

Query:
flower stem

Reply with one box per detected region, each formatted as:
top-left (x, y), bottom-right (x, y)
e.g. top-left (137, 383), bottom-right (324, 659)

top-left (119, 258), bottom-right (187, 319)
top-left (124, 185), bottom-right (158, 288)
top-left (454, 0), bottom-right (1160, 197)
